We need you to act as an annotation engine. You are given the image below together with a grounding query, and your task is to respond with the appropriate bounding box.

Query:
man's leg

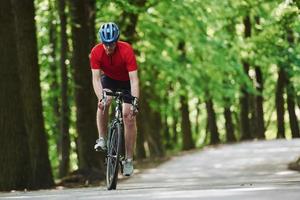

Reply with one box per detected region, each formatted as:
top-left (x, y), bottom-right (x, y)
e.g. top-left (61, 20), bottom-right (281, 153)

top-left (122, 103), bottom-right (137, 159)
top-left (95, 96), bottom-right (112, 151)
top-left (96, 106), bottom-right (110, 138)
top-left (96, 88), bottom-right (113, 138)
top-left (122, 103), bottom-right (136, 176)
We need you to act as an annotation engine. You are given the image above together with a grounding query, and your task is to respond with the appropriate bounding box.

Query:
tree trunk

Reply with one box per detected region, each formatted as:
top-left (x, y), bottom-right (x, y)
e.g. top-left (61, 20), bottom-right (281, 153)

top-left (286, 81), bottom-right (300, 138)
top-left (177, 41), bottom-right (194, 150)
top-left (204, 118), bottom-right (210, 144)
top-left (151, 109), bottom-right (166, 156)
top-left (145, 106), bottom-right (164, 157)
top-left (119, 0), bottom-right (147, 43)
top-left (163, 113), bottom-right (171, 149)
top-left (135, 91), bottom-right (147, 159)
top-left (10, 0), bottom-right (54, 189)
top-left (88, 0), bottom-right (96, 48)
top-left (249, 93), bottom-right (257, 138)
top-left (224, 106), bottom-right (236, 142)
top-left (135, 115), bottom-right (147, 159)
top-left (195, 99), bottom-right (201, 135)
top-left (172, 108), bottom-right (178, 146)
top-left (254, 66), bottom-right (265, 139)
top-left (285, 29), bottom-right (300, 138)
top-left (146, 121), bottom-right (163, 157)
top-left (140, 90), bottom-right (165, 157)
top-left (240, 62), bottom-right (252, 140)
top-left (205, 98), bottom-right (220, 145)
top-left (180, 95), bottom-right (195, 150)
top-left (58, 0), bottom-right (71, 178)
top-left (69, 0), bottom-right (104, 175)
top-left (0, 0), bottom-right (31, 191)
top-left (232, 110), bottom-right (240, 139)
top-left (275, 67), bottom-right (286, 138)
top-left (240, 15), bottom-right (252, 141)
top-left (252, 17), bottom-right (265, 139)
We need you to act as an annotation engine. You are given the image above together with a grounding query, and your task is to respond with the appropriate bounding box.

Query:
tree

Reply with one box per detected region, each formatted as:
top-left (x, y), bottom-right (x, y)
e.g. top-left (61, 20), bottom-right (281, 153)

top-left (275, 2), bottom-right (300, 138)
top-left (0, 0), bottom-right (31, 191)
top-left (135, 115), bottom-right (147, 159)
top-left (224, 105), bottom-right (236, 142)
top-left (10, 0), bottom-right (54, 189)
top-left (276, 67), bottom-right (286, 138)
top-left (139, 89), bottom-right (165, 157)
top-left (205, 98), bottom-right (220, 145)
top-left (58, 0), bottom-right (71, 178)
top-left (178, 41), bottom-right (195, 150)
top-left (254, 65), bottom-right (265, 139)
top-left (240, 15), bottom-right (252, 140)
top-left (253, 16), bottom-right (265, 139)
top-left (88, 0), bottom-right (96, 48)
top-left (285, 27), bottom-right (299, 138)
top-left (286, 75), bottom-right (300, 138)
top-left (180, 95), bottom-right (195, 149)
top-left (69, 0), bottom-right (105, 176)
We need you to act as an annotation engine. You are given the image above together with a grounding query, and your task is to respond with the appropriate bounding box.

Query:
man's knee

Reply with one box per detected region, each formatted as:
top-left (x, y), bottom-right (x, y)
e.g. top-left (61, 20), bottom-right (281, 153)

top-left (97, 97), bottom-right (112, 112)
top-left (123, 112), bottom-right (136, 126)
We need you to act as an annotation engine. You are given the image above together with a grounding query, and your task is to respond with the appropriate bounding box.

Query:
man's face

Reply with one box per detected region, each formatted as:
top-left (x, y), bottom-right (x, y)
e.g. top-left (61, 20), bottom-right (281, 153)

top-left (103, 42), bottom-right (116, 55)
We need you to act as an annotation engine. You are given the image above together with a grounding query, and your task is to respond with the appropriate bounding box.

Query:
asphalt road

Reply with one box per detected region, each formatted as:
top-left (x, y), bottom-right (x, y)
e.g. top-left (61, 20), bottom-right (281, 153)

top-left (1, 139), bottom-right (300, 200)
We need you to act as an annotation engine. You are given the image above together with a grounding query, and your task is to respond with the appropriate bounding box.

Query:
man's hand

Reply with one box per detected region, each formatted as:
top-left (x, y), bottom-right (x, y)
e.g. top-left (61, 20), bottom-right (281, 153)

top-left (98, 98), bottom-right (104, 111)
top-left (98, 89), bottom-right (111, 113)
top-left (130, 97), bottom-right (139, 118)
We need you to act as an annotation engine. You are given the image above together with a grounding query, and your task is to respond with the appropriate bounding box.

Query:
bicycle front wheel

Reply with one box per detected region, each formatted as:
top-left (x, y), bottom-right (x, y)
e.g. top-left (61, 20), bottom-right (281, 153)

top-left (106, 123), bottom-right (122, 190)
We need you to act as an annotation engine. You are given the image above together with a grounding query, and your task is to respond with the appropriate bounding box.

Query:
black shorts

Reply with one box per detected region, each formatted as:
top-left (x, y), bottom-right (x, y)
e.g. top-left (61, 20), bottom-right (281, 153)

top-left (101, 74), bottom-right (132, 104)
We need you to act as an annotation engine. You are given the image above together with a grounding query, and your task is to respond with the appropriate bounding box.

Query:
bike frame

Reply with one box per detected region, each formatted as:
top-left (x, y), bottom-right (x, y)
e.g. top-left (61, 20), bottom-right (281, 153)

top-left (104, 90), bottom-right (128, 190)
top-left (107, 92), bottom-right (125, 160)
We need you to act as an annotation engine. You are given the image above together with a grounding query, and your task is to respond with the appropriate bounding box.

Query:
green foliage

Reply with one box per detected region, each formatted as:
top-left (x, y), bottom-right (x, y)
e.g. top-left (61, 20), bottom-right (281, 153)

top-left (36, 0), bottom-right (76, 178)
top-left (35, 0), bottom-right (60, 177)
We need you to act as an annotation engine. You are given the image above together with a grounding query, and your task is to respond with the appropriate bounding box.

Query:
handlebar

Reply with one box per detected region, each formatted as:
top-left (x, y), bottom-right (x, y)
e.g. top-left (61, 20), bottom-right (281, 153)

top-left (103, 90), bottom-right (133, 101)
top-left (101, 90), bottom-right (135, 114)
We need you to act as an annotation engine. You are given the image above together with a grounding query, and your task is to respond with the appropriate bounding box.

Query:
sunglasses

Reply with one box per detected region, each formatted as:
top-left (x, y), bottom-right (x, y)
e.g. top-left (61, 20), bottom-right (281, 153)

top-left (103, 42), bottom-right (116, 48)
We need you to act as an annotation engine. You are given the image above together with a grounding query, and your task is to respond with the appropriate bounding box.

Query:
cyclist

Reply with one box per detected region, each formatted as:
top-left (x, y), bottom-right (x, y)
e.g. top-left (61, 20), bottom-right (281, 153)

top-left (90, 22), bottom-right (139, 176)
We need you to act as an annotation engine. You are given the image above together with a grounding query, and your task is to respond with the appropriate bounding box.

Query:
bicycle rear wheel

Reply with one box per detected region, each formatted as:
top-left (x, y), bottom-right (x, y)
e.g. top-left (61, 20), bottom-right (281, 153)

top-left (106, 123), bottom-right (122, 190)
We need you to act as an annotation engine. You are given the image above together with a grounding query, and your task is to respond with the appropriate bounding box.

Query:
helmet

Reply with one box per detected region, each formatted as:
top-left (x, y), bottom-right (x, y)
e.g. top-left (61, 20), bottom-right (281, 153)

top-left (98, 22), bottom-right (120, 44)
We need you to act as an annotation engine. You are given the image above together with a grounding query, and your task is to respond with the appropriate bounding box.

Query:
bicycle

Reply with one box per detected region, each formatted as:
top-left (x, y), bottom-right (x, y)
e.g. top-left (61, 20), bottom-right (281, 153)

top-left (102, 90), bottom-right (132, 190)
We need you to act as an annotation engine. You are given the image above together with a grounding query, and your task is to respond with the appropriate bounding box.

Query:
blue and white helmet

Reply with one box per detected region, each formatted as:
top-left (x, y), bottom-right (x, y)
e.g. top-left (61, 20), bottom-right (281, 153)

top-left (98, 22), bottom-right (120, 44)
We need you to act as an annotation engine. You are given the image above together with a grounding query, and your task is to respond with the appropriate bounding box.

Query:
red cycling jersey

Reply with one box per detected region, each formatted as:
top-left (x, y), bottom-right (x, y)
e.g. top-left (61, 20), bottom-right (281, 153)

top-left (90, 41), bottom-right (138, 81)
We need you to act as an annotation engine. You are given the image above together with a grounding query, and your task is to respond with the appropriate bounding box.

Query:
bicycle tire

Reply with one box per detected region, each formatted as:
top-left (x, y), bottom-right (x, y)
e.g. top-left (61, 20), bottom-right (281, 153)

top-left (106, 122), bottom-right (122, 190)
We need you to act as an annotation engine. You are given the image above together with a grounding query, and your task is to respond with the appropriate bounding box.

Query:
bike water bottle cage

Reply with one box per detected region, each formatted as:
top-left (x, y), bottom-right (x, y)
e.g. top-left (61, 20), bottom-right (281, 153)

top-left (99, 22), bottom-right (120, 43)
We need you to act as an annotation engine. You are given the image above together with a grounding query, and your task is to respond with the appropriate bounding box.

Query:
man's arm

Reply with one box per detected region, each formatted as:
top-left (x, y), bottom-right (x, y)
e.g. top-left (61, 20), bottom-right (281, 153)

top-left (129, 70), bottom-right (139, 99)
top-left (92, 69), bottom-right (103, 100)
